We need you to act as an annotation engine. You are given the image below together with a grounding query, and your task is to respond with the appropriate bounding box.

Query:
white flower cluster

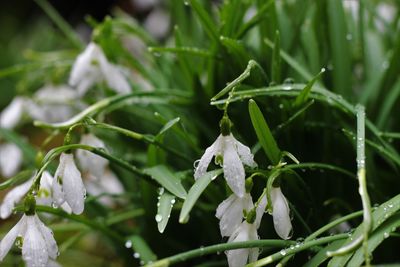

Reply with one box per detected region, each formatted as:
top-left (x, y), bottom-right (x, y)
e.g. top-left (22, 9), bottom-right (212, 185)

top-left (0, 42), bottom-right (129, 267)
top-left (194, 117), bottom-right (293, 266)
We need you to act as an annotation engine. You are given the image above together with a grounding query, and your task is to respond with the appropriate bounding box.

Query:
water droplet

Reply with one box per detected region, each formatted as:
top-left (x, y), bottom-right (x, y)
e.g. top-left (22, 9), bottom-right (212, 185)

top-left (158, 187), bottom-right (165, 195)
top-left (383, 232), bottom-right (389, 238)
top-left (279, 104), bottom-right (284, 109)
top-left (133, 252), bottom-right (140, 258)
top-left (193, 159), bottom-right (200, 170)
top-left (283, 78), bottom-right (294, 84)
top-left (382, 61), bottom-right (389, 69)
top-left (125, 240), bottom-right (132, 248)
top-left (280, 249), bottom-right (287, 256)
top-left (346, 33), bottom-right (352, 41)
top-left (51, 202), bottom-right (58, 209)
top-left (155, 214), bottom-right (163, 222)
top-left (171, 199), bottom-right (176, 204)
top-left (184, 0), bottom-right (189, 5)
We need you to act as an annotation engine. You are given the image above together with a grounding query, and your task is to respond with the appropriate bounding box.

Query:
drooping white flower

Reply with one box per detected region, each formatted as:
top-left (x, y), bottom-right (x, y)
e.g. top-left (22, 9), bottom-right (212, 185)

top-left (52, 153), bottom-right (86, 215)
top-left (216, 193), bottom-right (253, 237)
top-left (84, 169), bottom-right (124, 206)
top-left (270, 187), bottom-right (292, 240)
top-left (76, 134), bottom-right (108, 178)
top-left (69, 42), bottom-right (131, 95)
top-left (0, 97), bottom-right (27, 129)
top-left (194, 133), bottom-right (257, 197)
top-left (0, 142), bottom-right (23, 178)
top-left (226, 196), bottom-right (267, 267)
top-left (37, 171), bottom-right (72, 214)
top-left (27, 85), bottom-right (83, 123)
top-left (0, 178), bottom-right (32, 219)
top-left (0, 213), bottom-right (58, 267)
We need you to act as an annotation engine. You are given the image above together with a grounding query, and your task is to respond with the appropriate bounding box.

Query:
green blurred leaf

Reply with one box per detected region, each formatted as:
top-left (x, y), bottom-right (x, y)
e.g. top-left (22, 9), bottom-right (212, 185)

top-left (127, 235), bottom-right (157, 264)
top-left (144, 165), bottom-right (187, 199)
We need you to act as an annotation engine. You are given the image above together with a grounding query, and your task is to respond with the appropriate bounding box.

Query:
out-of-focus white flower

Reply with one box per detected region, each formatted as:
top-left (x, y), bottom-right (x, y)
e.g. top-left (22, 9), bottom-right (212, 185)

top-left (226, 196), bottom-right (267, 267)
top-left (28, 85), bottom-right (83, 123)
top-left (0, 142), bottom-right (23, 178)
top-left (143, 8), bottom-right (170, 39)
top-left (270, 187), bottom-right (292, 240)
top-left (0, 97), bottom-right (27, 129)
top-left (194, 133), bottom-right (257, 197)
top-left (84, 169), bottom-right (124, 207)
top-left (0, 213), bottom-right (58, 267)
top-left (216, 193), bottom-right (253, 237)
top-left (52, 153), bottom-right (86, 215)
top-left (38, 171), bottom-right (72, 214)
top-left (0, 178), bottom-right (32, 219)
top-left (69, 42), bottom-right (131, 95)
top-left (76, 134), bottom-right (108, 178)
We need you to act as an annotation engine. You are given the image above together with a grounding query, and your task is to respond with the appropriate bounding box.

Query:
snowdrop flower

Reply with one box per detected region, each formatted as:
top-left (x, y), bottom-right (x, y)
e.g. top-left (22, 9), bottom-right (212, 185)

top-left (226, 196), bottom-right (267, 267)
top-left (270, 187), bottom-right (292, 240)
top-left (69, 42), bottom-right (131, 95)
top-left (52, 153), bottom-right (86, 214)
top-left (0, 142), bottom-right (23, 178)
top-left (216, 193), bottom-right (253, 237)
top-left (0, 97), bottom-right (27, 129)
top-left (27, 85), bottom-right (83, 123)
top-left (0, 213), bottom-right (58, 267)
top-left (0, 178), bottom-right (32, 219)
top-left (194, 117), bottom-right (257, 197)
top-left (37, 171), bottom-right (72, 214)
top-left (76, 133), bottom-right (108, 178)
top-left (84, 169), bottom-right (124, 206)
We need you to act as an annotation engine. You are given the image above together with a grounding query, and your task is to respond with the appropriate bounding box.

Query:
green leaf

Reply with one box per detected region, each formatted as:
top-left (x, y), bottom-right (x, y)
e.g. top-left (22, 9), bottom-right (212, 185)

top-left (0, 170), bottom-right (34, 190)
top-left (248, 99), bottom-right (281, 165)
top-left (156, 190), bottom-right (175, 233)
top-left (293, 68), bottom-right (326, 108)
top-left (179, 169), bottom-right (223, 223)
top-left (143, 165), bottom-right (187, 199)
top-left (188, 0), bottom-right (219, 42)
top-left (127, 235), bottom-right (157, 264)
top-left (347, 213), bottom-right (400, 267)
top-left (328, 193), bottom-right (400, 266)
top-left (159, 117), bottom-right (181, 136)
top-left (271, 31), bottom-right (281, 83)
top-left (304, 240), bottom-right (346, 267)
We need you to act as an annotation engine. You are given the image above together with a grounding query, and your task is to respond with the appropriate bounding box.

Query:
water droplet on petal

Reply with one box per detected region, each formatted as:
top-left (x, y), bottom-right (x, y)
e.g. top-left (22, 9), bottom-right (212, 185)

top-left (133, 252), bottom-right (140, 258)
top-left (125, 240), bottom-right (132, 248)
top-left (155, 214), bottom-right (163, 222)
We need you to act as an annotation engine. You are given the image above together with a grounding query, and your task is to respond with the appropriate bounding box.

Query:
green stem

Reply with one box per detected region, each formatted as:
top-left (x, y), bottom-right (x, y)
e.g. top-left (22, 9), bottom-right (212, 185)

top-left (246, 234), bottom-right (348, 267)
top-left (146, 240), bottom-right (295, 267)
top-left (34, 92), bottom-right (190, 129)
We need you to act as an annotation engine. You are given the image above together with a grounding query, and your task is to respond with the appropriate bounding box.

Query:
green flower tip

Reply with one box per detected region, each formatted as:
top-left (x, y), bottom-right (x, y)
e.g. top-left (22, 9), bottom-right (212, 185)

top-left (219, 116), bottom-right (232, 136)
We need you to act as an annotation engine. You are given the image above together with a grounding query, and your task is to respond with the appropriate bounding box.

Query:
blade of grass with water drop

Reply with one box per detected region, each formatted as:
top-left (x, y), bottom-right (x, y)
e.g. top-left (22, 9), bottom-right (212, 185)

top-left (327, 193), bottom-right (400, 266)
top-left (156, 191), bottom-right (175, 233)
top-left (248, 99), bottom-right (281, 165)
top-left (127, 235), bottom-right (157, 265)
top-left (293, 68), bottom-right (325, 108)
top-left (179, 169), bottom-right (223, 223)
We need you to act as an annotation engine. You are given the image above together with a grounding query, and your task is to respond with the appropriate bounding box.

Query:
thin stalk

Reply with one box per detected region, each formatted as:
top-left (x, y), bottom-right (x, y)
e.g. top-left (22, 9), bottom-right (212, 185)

top-left (327, 105), bottom-right (372, 265)
top-left (247, 234), bottom-right (348, 267)
top-left (146, 240), bottom-right (295, 267)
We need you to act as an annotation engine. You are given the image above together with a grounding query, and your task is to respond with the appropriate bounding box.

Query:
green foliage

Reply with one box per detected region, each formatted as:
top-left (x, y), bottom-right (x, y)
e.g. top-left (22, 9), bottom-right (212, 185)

top-left (0, 0), bottom-right (400, 266)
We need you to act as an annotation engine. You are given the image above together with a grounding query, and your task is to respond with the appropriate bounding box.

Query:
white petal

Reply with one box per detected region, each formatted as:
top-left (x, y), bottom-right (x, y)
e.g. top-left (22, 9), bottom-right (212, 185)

top-left (22, 215), bottom-right (49, 267)
top-left (0, 178), bottom-right (32, 219)
top-left (53, 158), bottom-right (66, 206)
top-left (271, 187), bottom-right (292, 239)
top-left (0, 215), bottom-right (27, 261)
top-left (102, 63), bottom-right (131, 94)
top-left (216, 194), bottom-right (253, 237)
top-left (233, 137), bottom-right (257, 168)
top-left (226, 222), bottom-right (251, 267)
top-left (69, 43), bottom-right (99, 89)
top-left (255, 195), bottom-right (267, 229)
top-left (61, 153), bottom-right (85, 214)
top-left (223, 138), bottom-right (245, 197)
top-left (100, 169), bottom-right (124, 195)
top-left (47, 260), bottom-right (62, 267)
top-left (194, 135), bottom-right (222, 179)
top-left (75, 134), bottom-right (108, 177)
top-left (0, 143), bottom-right (23, 178)
top-left (34, 215), bottom-right (58, 259)
top-left (0, 97), bottom-right (26, 129)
